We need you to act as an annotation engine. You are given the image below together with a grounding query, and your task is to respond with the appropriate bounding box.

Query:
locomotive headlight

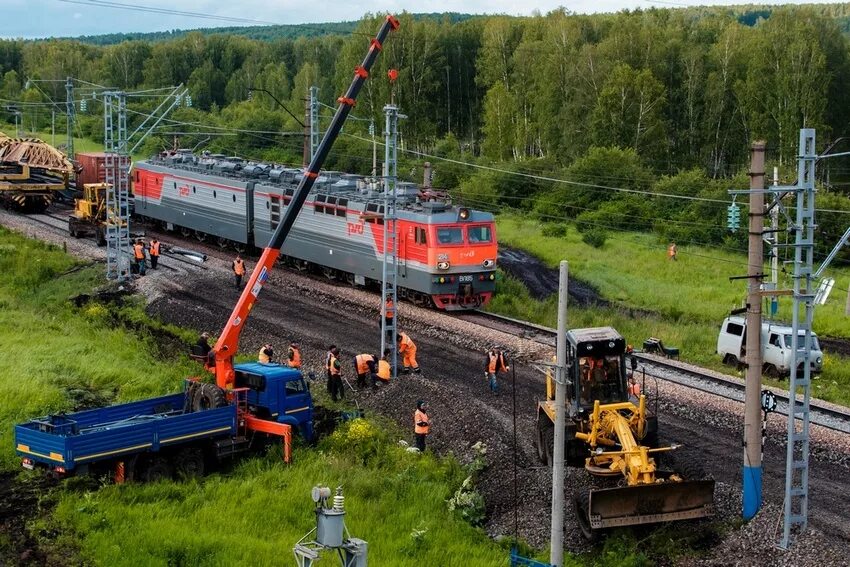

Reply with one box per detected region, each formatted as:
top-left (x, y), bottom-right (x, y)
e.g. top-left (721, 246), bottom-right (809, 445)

top-left (437, 261), bottom-right (450, 270)
top-left (482, 259), bottom-right (495, 268)
top-left (489, 274), bottom-right (495, 280)
top-left (458, 208), bottom-right (470, 221)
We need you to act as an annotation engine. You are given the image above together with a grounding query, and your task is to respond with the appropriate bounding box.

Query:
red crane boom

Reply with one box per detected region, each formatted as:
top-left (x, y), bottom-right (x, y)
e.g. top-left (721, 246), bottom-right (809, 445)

top-left (209, 15), bottom-right (400, 389)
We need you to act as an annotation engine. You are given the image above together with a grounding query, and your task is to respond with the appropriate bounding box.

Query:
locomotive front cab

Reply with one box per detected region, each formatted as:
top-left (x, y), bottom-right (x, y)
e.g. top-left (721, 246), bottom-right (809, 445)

top-left (428, 208), bottom-right (498, 310)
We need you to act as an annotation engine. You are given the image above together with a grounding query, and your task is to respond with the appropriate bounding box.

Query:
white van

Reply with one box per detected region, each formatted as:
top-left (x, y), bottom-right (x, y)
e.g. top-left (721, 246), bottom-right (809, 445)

top-left (716, 316), bottom-right (823, 377)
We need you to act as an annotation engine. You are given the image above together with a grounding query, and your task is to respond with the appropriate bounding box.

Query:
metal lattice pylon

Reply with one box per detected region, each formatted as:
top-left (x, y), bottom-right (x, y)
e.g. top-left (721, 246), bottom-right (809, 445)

top-left (379, 104), bottom-right (399, 379)
top-left (309, 86), bottom-right (320, 162)
top-left (780, 129), bottom-right (817, 548)
top-left (103, 91), bottom-right (131, 281)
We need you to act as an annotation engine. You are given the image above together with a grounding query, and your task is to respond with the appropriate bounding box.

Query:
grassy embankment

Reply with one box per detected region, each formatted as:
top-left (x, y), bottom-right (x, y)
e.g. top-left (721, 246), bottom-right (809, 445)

top-left (0, 226), bottom-right (543, 566)
top-left (491, 215), bottom-right (850, 407)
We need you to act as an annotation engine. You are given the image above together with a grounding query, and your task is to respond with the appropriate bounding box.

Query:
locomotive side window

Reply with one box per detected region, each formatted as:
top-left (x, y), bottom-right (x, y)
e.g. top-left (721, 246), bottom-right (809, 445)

top-left (283, 188), bottom-right (294, 205)
top-left (325, 196), bottom-right (337, 215)
top-left (336, 198), bottom-right (348, 218)
top-left (315, 194), bottom-right (326, 214)
top-left (365, 203), bottom-right (378, 223)
top-left (415, 227), bottom-right (427, 244)
top-left (468, 225), bottom-right (491, 243)
top-left (437, 227), bottom-right (463, 244)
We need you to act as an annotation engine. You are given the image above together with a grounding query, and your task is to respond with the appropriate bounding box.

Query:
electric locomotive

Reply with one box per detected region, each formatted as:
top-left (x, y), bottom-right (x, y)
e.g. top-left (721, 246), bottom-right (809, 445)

top-left (132, 151), bottom-right (497, 309)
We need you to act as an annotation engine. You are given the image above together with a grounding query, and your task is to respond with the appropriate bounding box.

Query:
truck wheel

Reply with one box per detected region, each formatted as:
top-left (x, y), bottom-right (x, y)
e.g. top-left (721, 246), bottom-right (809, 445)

top-left (175, 447), bottom-right (205, 479)
top-left (543, 426), bottom-right (554, 467)
top-left (192, 383), bottom-right (227, 411)
top-left (574, 492), bottom-right (598, 542)
top-left (535, 421), bottom-right (552, 464)
top-left (142, 457), bottom-right (173, 482)
top-left (763, 364), bottom-right (780, 378)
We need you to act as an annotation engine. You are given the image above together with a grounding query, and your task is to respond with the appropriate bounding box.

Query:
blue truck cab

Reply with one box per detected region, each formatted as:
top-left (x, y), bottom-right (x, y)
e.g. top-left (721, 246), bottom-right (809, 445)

top-left (234, 362), bottom-right (314, 441)
top-left (15, 363), bottom-right (314, 478)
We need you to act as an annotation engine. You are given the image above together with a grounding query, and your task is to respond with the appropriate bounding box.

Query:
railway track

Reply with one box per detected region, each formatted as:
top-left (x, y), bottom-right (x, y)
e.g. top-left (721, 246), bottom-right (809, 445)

top-left (453, 309), bottom-right (850, 434)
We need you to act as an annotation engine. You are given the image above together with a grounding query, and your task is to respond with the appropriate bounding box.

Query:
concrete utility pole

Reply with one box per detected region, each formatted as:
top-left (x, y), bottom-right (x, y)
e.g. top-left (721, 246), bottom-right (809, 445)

top-left (309, 86), bottom-right (319, 162)
top-left (302, 87), bottom-right (310, 168)
top-left (550, 261), bottom-right (568, 567)
top-left (770, 167), bottom-right (780, 317)
top-left (743, 141), bottom-right (766, 521)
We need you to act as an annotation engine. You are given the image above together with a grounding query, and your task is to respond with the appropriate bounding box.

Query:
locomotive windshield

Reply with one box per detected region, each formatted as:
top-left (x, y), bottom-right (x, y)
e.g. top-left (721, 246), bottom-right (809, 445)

top-left (437, 227), bottom-right (463, 244)
top-left (468, 225), bottom-right (492, 243)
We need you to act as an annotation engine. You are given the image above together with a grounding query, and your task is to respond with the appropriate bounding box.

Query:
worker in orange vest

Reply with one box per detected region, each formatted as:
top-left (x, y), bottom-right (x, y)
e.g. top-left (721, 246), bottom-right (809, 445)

top-left (327, 347), bottom-right (343, 402)
top-left (133, 239), bottom-right (146, 276)
top-left (628, 375), bottom-right (641, 401)
top-left (484, 347), bottom-right (510, 394)
top-left (376, 350), bottom-right (392, 383)
top-left (397, 332), bottom-right (420, 374)
top-left (258, 344), bottom-right (274, 364)
top-left (232, 254), bottom-right (246, 289)
top-left (383, 295), bottom-right (395, 337)
top-left (287, 342), bottom-right (302, 368)
top-left (668, 241), bottom-right (678, 261)
top-left (413, 400), bottom-right (430, 452)
top-left (353, 353), bottom-right (378, 388)
top-left (148, 238), bottom-right (160, 269)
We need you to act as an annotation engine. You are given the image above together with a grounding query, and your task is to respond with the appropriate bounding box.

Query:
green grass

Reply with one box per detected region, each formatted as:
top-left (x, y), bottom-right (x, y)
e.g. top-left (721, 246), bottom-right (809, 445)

top-left (493, 215), bottom-right (850, 407)
top-left (0, 226), bottom-right (532, 566)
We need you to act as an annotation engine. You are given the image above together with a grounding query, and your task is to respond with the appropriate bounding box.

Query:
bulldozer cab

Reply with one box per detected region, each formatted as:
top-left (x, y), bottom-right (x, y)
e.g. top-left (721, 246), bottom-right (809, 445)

top-left (567, 327), bottom-right (628, 411)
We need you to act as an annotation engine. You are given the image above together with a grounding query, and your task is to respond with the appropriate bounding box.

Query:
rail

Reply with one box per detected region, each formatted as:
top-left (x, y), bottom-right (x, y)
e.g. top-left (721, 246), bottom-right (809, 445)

top-left (454, 309), bottom-right (850, 434)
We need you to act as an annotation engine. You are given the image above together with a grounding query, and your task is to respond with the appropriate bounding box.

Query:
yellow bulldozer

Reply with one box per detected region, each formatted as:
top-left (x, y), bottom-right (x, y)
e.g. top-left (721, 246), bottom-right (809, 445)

top-left (535, 327), bottom-right (715, 540)
top-left (68, 182), bottom-right (109, 246)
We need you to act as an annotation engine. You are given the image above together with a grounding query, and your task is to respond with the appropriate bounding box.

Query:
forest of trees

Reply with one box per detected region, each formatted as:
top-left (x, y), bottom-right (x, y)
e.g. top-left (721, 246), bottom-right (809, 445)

top-left (2, 4), bottom-right (850, 253)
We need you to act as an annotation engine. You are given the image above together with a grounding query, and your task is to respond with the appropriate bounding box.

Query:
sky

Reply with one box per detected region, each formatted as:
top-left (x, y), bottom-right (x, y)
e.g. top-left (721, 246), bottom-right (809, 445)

top-left (2, 0), bottom-right (848, 39)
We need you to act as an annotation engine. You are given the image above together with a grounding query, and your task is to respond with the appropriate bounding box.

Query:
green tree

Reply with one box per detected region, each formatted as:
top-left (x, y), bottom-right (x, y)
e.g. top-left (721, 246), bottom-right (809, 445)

top-left (591, 64), bottom-right (667, 159)
top-left (481, 82), bottom-right (516, 161)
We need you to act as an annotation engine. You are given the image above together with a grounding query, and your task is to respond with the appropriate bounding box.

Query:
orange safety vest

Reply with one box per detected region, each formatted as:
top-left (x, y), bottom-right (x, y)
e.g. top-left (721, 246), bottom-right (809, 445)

top-left (488, 352), bottom-right (508, 373)
top-left (399, 333), bottom-right (415, 352)
top-left (288, 347), bottom-right (302, 368)
top-left (377, 359), bottom-right (391, 380)
top-left (259, 347), bottom-right (272, 364)
top-left (329, 354), bottom-right (340, 376)
top-left (629, 382), bottom-right (641, 397)
top-left (668, 244), bottom-right (677, 257)
top-left (414, 409), bottom-right (430, 434)
top-left (133, 244), bottom-right (145, 260)
top-left (150, 241), bottom-right (160, 256)
top-left (355, 354), bottom-right (375, 375)
top-left (234, 259), bottom-right (245, 275)
top-left (385, 299), bottom-right (394, 319)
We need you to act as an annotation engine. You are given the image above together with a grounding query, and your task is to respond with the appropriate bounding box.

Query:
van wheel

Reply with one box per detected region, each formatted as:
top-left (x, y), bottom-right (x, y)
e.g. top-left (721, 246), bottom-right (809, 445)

top-left (763, 364), bottom-right (780, 378)
top-left (722, 354), bottom-right (738, 367)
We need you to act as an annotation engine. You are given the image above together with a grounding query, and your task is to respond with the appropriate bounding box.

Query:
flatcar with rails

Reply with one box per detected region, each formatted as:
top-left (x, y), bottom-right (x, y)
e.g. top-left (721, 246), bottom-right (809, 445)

top-left (132, 151), bottom-right (498, 309)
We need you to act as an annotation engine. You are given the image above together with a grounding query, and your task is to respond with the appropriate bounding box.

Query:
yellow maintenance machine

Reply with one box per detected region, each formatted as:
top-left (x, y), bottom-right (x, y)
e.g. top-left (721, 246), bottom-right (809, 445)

top-left (535, 327), bottom-right (715, 540)
top-left (68, 183), bottom-right (109, 246)
top-left (0, 134), bottom-right (73, 212)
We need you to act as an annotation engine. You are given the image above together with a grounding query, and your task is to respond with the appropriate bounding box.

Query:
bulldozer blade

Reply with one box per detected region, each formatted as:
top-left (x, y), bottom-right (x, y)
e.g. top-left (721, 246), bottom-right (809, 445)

top-left (588, 480), bottom-right (715, 529)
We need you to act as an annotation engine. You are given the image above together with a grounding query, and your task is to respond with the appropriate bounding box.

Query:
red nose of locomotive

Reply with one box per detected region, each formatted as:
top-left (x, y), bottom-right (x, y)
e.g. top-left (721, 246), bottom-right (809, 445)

top-left (427, 212), bottom-right (497, 310)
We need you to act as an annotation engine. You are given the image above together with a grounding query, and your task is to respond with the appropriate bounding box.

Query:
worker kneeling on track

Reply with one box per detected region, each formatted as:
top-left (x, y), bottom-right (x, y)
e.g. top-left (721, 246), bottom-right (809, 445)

top-left (353, 353), bottom-right (379, 388)
top-left (397, 332), bottom-right (420, 374)
top-left (376, 350), bottom-right (392, 382)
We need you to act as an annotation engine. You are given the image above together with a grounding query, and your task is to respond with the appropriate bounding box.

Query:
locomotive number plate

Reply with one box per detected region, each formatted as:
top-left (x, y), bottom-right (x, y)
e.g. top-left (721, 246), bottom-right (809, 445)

top-left (459, 275), bottom-right (473, 283)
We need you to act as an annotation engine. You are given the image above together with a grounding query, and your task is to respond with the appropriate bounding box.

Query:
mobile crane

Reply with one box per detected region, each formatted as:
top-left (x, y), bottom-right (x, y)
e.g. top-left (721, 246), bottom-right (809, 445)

top-left (535, 327), bottom-right (715, 540)
top-left (15, 15), bottom-right (400, 481)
